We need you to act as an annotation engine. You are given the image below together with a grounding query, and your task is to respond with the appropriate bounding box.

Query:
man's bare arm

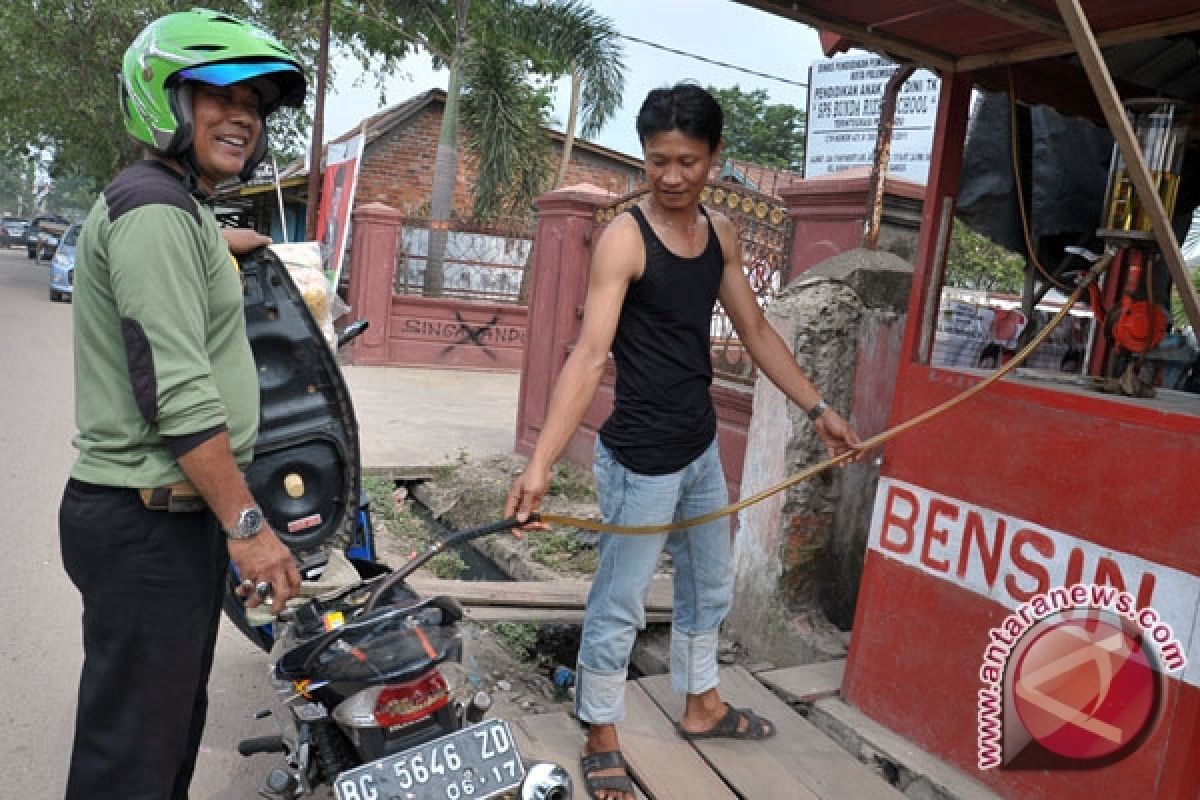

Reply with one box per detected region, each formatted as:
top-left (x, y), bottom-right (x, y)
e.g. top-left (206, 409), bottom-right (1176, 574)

top-left (220, 227), bottom-right (272, 255)
top-left (506, 216), bottom-right (641, 524)
top-left (176, 432), bottom-right (301, 609)
top-left (713, 213), bottom-right (861, 458)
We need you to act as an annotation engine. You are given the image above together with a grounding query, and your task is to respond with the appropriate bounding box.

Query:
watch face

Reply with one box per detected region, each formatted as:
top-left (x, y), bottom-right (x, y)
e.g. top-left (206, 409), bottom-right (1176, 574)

top-left (236, 507), bottom-right (264, 538)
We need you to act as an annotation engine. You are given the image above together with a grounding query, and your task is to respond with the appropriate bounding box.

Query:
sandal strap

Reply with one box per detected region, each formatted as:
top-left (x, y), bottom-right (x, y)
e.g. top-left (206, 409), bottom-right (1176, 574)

top-left (733, 706), bottom-right (773, 736)
top-left (581, 749), bottom-right (627, 772)
top-left (581, 750), bottom-right (635, 796)
top-left (587, 774), bottom-right (636, 792)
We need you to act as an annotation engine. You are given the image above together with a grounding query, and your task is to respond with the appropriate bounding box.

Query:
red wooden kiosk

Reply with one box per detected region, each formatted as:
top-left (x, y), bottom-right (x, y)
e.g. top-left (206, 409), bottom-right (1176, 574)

top-left (734, 2), bottom-right (1200, 798)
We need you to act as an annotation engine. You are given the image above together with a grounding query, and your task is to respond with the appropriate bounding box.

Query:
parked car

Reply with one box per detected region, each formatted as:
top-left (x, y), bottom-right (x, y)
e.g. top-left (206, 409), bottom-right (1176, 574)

top-left (1, 218), bottom-right (28, 248)
top-left (26, 214), bottom-right (69, 259)
top-left (36, 221), bottom-right (69, 261)
top-left (49, 223), bottom-right (81, 302)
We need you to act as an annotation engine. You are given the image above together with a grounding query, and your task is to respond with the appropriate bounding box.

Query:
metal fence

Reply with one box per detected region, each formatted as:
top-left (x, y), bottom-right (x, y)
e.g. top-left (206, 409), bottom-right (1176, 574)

top-left (594, 182), bottom-right (794, 384)
top-left (395, 217), bottom-right (536, 304)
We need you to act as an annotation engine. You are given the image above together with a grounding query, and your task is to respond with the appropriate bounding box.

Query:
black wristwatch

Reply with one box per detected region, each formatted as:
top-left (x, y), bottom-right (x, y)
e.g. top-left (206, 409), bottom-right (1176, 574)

top-left (807, 398), bottom-right (829, 421)
top-left (228, 505), bottom-right (265, 540)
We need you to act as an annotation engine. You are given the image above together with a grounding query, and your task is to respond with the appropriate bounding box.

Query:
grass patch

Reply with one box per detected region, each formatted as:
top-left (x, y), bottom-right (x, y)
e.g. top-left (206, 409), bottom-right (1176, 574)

top-left (528, 526), bottom-right (598, 574)
top-left (547, 462), bottom-right (595, 502)
top-left (362, 475), bottom-right (466, 579)
top-left (493, 622), bottom-right (539, 660)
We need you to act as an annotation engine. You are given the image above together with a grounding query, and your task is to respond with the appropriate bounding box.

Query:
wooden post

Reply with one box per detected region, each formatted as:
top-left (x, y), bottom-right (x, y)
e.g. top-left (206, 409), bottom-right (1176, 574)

top-left (863, 64), bottom-right (916, 250)
top-left (304, 0), bottom-right (331, 241)
top-left (1053, 0), bottom-right (1200, 334)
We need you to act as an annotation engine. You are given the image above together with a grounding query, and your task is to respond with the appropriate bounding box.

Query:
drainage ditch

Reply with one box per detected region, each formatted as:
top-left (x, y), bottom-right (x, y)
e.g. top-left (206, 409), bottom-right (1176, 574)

top-left (395, 482), bottom-right (600, 680)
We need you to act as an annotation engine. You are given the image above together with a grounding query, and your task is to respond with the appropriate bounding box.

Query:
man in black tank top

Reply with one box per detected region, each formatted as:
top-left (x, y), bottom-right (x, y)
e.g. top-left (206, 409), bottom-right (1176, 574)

top-left (506, 84), bottom-right (861, 800)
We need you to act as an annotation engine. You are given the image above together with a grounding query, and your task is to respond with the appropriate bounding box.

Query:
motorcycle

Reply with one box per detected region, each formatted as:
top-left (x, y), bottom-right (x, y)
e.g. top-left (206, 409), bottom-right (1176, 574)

top-left (237, 516), bottom-right (572, 800)
top-left (223, 246), bottom-right (377, 654)
top-left (226, 248), bottom-right (570, 798)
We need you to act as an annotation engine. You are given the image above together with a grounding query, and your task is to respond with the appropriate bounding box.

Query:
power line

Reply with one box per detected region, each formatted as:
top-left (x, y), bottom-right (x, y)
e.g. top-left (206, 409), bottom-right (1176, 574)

top-left (619, 33), bottom-right (808, 90)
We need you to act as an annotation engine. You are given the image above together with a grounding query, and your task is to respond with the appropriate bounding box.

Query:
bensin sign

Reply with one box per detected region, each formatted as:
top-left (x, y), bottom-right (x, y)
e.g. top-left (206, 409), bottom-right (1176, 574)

top-left (867, 478), bottom-right (1200, 690)
top-left (805, 54), bottom-right (940, 183)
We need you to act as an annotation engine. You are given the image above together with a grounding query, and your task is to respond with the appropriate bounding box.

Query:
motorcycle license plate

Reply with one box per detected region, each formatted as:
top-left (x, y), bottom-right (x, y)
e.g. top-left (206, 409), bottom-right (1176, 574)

top-left (334, 720), bottom-right (525, 800)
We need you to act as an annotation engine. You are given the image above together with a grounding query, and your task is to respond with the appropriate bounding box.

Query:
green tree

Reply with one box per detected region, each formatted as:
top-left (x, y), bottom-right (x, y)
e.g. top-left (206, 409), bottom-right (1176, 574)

top-left (0, 1), bottom-right (411, 192)
top-left (0, 141), bottom-right (40, 217)
top-left (377, 0), bottom-right (624, 294)
top-left (529, 0), bottom-right (624, 190)
top-left (945, 218), bottom-right (1026, 293)
top-left (708, 85), bottom-right (805, 171)
top-left (43, 167), bottom-right (98, 217)
top-left (1171, 265), bottom-right (1200, 331)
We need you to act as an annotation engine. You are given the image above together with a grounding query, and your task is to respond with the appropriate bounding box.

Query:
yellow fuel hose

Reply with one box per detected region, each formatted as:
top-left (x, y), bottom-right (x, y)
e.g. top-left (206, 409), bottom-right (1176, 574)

top-left (535, 249), bottom-right (1114, 536)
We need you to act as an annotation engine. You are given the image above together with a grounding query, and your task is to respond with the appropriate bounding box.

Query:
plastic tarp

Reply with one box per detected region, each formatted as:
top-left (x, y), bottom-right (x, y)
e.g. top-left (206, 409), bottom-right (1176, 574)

top-left (958, 91), bottom-right (1200, 255)
top-left (957, 91), bottom-right (1114, 254)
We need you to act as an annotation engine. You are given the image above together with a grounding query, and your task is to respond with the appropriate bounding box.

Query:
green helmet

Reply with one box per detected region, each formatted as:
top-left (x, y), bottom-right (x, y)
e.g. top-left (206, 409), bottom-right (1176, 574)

top-left (120, 8), bottom-right (306, 180)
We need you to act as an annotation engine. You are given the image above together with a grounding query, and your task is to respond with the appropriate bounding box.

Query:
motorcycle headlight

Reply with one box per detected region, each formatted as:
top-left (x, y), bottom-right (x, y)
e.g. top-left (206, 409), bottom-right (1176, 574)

top-left (520, 762), bottom-right (573, 800)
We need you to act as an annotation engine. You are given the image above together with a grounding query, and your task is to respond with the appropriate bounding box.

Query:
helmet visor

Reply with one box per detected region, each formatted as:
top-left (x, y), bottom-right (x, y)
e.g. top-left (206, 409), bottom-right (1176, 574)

top-left (177, 61), bottom-right (303, 110)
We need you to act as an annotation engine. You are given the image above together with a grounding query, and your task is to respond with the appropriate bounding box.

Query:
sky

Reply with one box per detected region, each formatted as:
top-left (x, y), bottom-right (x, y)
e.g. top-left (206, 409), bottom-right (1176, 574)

top-left (321, 0), bottom-right (829, 159)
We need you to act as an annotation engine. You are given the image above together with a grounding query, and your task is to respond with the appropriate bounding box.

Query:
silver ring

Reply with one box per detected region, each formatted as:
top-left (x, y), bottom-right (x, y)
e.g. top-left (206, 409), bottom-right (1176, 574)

top-left (255, 581), bottom-right (273, 600)
top-left (238, 578), bottom-right (255, 591)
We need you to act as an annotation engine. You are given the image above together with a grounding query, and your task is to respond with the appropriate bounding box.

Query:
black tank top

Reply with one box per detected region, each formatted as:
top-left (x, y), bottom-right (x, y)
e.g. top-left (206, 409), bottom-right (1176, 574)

top-left (598, 205), bottom-right (725, 475)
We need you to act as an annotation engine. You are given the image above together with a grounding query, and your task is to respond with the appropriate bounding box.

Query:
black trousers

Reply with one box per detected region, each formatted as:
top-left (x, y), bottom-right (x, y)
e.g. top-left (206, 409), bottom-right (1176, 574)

top-left (59, 478), bottom-right (228, 800)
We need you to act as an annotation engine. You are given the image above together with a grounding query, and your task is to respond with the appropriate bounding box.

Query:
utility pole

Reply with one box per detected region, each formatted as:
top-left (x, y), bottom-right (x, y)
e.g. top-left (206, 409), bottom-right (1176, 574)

top-left (305, 0), bottom-right (332, 240)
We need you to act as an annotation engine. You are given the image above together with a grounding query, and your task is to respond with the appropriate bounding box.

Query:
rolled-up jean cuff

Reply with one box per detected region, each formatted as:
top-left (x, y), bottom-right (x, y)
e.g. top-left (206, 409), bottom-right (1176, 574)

top-left (575, 661), bottom-right (628, 724)
top-left (670, 627), bottom-right (720, 695)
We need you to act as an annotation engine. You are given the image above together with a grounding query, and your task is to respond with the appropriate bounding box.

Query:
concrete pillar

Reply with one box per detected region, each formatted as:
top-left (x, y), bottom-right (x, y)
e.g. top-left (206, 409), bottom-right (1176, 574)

top-left (515, 186), bottom-right (612, 461)
top-left (727, 249), bottom-right (914, 666)
top-left (346, 203), bottom-right (403, 366)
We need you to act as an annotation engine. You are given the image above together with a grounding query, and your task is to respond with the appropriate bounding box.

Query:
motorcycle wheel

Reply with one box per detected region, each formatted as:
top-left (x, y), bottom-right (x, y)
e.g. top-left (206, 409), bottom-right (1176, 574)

top-left (311, 717), bottom-right (359, 785)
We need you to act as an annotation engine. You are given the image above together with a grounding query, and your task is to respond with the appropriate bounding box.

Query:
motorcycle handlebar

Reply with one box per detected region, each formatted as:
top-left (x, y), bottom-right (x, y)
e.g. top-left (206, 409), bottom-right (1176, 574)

top-left (237, 735), bottom-right (286, 757)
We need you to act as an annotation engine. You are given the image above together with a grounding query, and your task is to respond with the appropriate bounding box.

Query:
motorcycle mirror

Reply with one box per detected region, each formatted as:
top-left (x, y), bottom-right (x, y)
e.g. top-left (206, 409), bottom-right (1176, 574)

top-left (520, 761), bottom-right (573, 800)
top-left (336, 318), bottom-right (369, 349)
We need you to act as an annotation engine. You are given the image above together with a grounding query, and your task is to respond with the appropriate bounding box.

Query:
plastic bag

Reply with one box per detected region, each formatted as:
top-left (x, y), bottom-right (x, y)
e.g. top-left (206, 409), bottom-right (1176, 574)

top-left (268, 242), bottom-right (345, 349)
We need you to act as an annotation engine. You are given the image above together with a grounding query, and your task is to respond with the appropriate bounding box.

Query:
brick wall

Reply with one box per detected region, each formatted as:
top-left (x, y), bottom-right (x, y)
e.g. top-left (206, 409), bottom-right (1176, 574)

top-left (353, 102), bottom-right (643, 216)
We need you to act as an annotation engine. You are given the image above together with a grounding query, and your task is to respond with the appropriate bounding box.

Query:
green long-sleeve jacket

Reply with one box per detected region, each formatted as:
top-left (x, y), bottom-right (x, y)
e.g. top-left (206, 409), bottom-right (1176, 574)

top-left (70, 160), bottom-right (258, 488)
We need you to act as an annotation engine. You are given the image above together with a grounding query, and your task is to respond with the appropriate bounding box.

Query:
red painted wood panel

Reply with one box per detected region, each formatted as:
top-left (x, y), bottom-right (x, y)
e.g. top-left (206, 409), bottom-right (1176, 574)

top-left (844, 555), bottom-right (1189, 799)
top-left (843, 66), bottom-right (1200, 800)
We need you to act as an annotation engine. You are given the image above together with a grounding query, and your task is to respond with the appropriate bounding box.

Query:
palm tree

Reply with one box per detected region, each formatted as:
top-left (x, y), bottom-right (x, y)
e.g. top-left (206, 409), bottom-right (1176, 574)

top-left (376, 0), bottom-right (624, 295)
top-left (525, 0), bottom-right (624, 189)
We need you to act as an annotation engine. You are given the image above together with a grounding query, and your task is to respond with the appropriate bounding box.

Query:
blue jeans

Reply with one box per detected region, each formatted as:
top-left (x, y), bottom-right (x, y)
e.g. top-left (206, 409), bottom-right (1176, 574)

top-left (576, 438), bottom-right (733, 725)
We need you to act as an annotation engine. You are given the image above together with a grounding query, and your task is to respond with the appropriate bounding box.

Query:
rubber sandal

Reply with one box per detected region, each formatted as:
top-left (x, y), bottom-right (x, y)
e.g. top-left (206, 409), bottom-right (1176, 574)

top-left (677, 703), bottom-right (776, 740)
top-left (580, 750), bottom-right (636, 799)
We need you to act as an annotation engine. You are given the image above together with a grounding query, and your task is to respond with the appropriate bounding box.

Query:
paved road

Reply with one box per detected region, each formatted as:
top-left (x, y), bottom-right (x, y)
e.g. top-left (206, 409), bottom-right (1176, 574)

top-left (0, 246), bottom-right (297, 800)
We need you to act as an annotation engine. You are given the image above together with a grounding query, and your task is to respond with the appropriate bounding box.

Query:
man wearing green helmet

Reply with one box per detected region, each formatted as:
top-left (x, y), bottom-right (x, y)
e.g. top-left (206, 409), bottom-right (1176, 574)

top-left (58, 10), bottom-right (306, 799)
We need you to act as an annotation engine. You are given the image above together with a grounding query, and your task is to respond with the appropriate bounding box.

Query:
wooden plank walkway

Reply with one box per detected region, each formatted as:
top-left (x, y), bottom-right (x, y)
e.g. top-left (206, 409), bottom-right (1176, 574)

top-left (409, 575), bottom-right (673, 624)
top-left (510, 712), bottom-right (648, 800)
top-left (514, 665), bottom-right (906, 800)
top-left (407, 576), bottom-right (673, 612)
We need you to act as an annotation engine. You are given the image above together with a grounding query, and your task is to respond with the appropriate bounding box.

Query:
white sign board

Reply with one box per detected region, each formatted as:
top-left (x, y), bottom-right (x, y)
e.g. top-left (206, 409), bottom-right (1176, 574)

top-left (805, 54), bottom-right (941, 183)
